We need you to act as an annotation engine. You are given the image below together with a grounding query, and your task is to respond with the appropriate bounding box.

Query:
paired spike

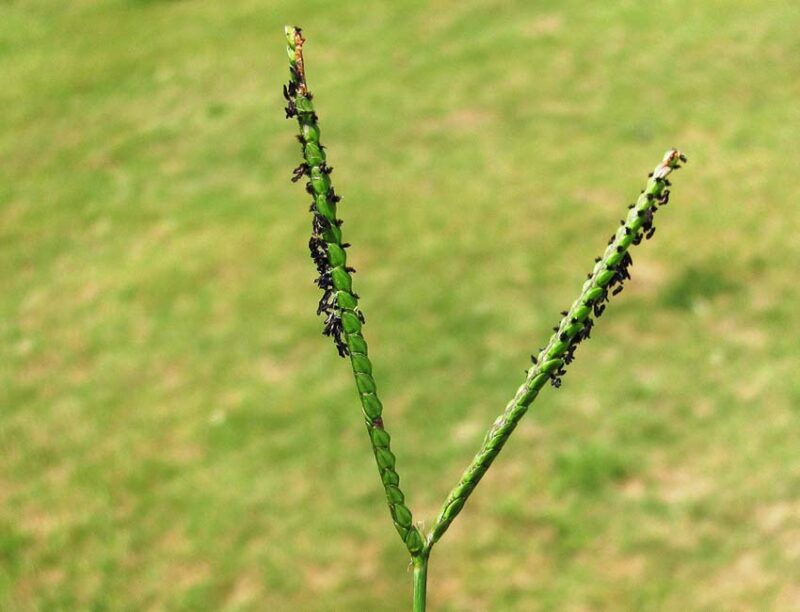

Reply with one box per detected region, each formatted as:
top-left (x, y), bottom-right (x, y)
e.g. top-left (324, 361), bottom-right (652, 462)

top-left (285, 25), bottom-right (689, 577)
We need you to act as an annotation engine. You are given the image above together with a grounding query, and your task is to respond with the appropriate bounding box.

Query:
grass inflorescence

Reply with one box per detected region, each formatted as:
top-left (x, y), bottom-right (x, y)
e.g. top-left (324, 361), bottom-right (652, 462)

top-left (285, 25), bottom-right (687, 611)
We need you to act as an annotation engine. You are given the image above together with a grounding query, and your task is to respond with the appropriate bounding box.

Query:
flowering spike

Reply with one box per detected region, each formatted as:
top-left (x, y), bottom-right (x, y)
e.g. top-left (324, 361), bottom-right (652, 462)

top-left (283, 26), bottom-right (423, 557)
top-left (428, 149), bottom-right (687, 547)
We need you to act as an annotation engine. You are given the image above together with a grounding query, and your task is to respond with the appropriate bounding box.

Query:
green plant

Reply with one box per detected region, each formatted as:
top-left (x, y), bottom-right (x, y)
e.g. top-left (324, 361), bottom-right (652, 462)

top-left (283, 25), bottom-right (687, 610)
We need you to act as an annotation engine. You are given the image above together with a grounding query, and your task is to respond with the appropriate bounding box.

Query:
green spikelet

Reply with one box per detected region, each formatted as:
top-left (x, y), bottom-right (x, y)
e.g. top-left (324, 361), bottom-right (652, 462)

top-left (427, 149), bottom-right (687, 547)
top-left (283, 26), bottom-right (423, 557)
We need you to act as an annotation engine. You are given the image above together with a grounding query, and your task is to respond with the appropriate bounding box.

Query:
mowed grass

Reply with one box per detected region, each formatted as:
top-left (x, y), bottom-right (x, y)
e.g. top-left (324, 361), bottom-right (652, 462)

top-left (2, 0), bottom-right (799, 609)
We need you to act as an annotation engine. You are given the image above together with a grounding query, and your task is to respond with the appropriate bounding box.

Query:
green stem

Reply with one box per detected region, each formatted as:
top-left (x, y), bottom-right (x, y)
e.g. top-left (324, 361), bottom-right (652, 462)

top-left (284, 26), bottom-right (424, 557)
top-left (412, 554), bottom-right (429, 612)
top-left (426, 149), bottom-right (686, 549)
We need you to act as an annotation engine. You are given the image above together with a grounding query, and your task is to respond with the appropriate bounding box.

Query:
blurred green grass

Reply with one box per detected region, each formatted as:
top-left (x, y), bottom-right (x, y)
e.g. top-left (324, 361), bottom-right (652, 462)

top-left (2, 0), bottom-right (799, 609)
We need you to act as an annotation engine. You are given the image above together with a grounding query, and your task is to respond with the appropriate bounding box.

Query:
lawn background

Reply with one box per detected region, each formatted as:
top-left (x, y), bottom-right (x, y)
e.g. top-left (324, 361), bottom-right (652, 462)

top-left (2, 0), bottom-right (799, 609)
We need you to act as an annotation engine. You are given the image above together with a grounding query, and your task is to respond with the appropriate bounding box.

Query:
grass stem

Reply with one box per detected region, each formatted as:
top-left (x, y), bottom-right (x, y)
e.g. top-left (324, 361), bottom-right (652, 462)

top-left (412, 554), bottom-right (429, 612)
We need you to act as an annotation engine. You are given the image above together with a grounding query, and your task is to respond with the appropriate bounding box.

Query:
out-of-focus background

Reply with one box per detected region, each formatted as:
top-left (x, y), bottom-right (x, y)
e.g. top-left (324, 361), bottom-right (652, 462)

top-left (2, 1), bottom-right (799, 609)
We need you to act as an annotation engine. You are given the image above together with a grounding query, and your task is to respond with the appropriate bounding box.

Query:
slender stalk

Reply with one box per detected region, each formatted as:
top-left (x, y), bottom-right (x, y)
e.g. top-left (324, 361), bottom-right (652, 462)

top-left (426, 149), bottom-right (686, 549)
top-left (412, 554), bottom-right (429, 612)
top-left (284, 26), bottom-right (424, 556)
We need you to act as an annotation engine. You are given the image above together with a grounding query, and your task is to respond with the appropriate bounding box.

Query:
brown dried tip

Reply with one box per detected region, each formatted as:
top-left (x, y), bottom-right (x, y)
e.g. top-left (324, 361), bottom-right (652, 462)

top-left (291, 28), bottom-right (308, 93)
top-left (654, 149), bottom-right (687, 179)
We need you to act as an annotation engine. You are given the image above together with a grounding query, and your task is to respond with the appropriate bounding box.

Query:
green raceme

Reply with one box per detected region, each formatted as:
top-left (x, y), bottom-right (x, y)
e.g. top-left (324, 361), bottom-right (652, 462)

top-left (284, 26), bottom-right (424, 557)
top-left (427, 149), bottom-right (686, 548)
